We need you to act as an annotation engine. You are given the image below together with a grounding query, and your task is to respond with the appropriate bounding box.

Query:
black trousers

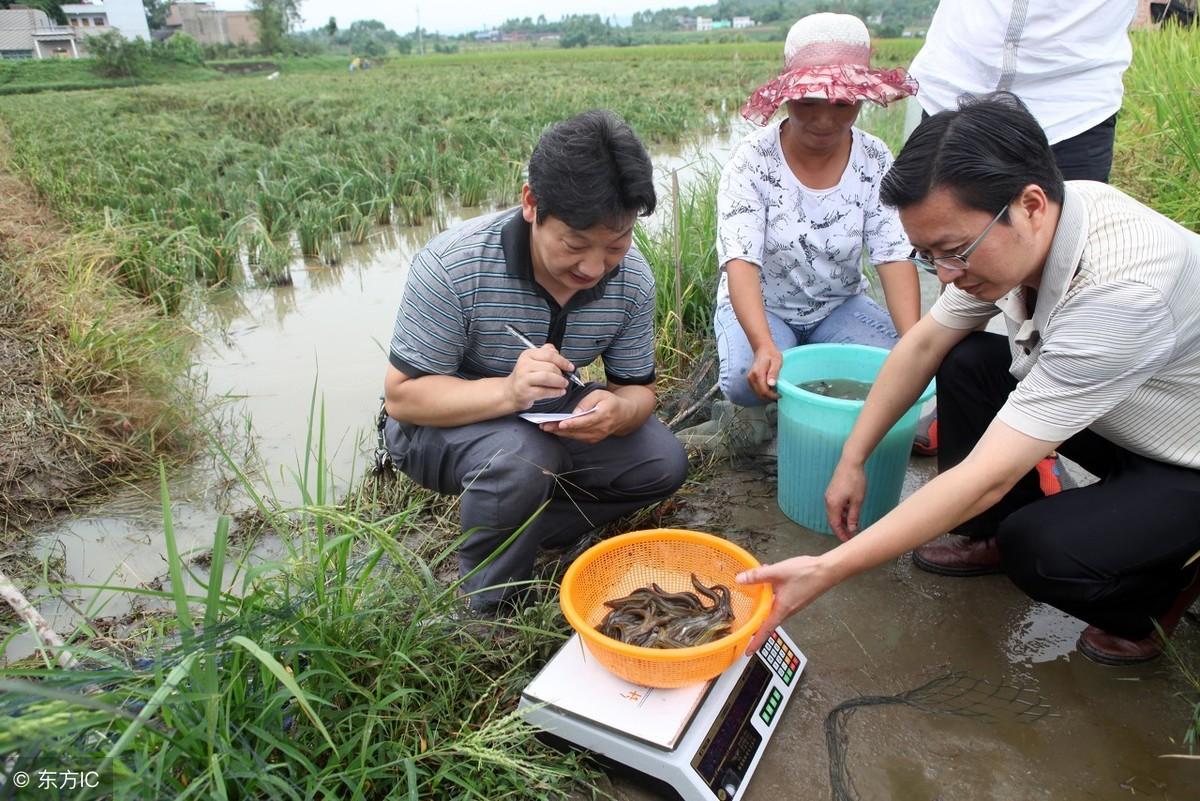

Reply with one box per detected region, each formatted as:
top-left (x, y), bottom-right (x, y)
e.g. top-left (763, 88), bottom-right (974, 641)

top-left (1050, 113), bottom-right (1117, 183)
top-left (384, 382), bottom-right (689, 610)
top-left (937, 333), bottom-right (1200, 639)
top-left (921, 111), bottom-right (1117, 183)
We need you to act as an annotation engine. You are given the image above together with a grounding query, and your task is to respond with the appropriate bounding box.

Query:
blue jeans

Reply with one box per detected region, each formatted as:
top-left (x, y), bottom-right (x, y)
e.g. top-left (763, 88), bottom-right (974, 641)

top-left (715, 294), bottom-right (899, 407)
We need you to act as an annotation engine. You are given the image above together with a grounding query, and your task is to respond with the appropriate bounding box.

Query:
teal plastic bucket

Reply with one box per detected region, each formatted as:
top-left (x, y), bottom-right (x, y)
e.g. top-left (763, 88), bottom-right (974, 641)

top-left (776, 343), bottom-right (935, 535)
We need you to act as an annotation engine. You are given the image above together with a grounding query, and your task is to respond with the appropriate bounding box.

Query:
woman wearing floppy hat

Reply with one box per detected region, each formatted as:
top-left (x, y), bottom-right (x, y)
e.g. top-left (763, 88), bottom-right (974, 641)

top-left (715, 13), bottom-right (921, 410)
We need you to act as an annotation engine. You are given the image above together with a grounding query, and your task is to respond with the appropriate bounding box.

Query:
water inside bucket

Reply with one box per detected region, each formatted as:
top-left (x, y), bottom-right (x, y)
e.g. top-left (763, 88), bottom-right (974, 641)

top-left (798, 378), bottom-right (874, 401)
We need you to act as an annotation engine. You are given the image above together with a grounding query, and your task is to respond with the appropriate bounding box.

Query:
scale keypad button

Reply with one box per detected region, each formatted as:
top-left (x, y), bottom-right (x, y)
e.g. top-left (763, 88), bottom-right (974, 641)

top-left (760, 688), bottom-right (783, 724)
top-left (760, 632), bottom-right (800, 682)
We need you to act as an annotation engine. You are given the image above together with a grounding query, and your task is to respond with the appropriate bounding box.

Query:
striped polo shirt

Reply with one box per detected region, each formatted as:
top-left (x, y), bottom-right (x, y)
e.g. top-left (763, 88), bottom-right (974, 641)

top-left (388, 208), bottom-right (657, 410)
top-left (931, 181), bottom-right (1200, 469)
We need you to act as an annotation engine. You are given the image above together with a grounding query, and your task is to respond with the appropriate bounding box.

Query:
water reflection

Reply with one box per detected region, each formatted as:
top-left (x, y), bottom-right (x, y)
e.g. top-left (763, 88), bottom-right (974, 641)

top-left (1003, 602), bottom-right (1088, 666)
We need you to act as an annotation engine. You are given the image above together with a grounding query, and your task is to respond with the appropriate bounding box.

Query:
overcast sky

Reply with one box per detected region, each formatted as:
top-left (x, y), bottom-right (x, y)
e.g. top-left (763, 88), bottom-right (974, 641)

top-left (216, 0), bottom-right (683, 37)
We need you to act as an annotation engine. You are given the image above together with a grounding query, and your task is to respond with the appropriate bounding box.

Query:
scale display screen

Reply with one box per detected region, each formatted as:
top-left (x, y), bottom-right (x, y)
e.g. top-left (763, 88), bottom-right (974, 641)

top-left (689, 659), bottom-right (770, 797)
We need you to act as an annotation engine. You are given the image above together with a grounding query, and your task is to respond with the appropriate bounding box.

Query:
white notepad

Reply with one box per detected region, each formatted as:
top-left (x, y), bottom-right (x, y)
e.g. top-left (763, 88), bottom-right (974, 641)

top-left (518, 408), bottom-right (597, 424)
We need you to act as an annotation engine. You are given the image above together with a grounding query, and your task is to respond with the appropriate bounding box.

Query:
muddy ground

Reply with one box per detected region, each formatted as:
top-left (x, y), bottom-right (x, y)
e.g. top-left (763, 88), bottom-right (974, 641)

top-left (582, 458), bottom-right (1200, 801)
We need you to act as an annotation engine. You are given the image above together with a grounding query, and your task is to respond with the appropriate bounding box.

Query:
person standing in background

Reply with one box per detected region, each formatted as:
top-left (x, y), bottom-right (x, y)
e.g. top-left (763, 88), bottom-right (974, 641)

top-left (908, 0), bottom-right (1139, 182)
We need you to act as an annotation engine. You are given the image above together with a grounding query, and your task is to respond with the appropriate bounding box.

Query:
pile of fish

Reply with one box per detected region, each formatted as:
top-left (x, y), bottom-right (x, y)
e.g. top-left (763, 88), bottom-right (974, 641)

top-left (597, 573), bottom-right (735, 649)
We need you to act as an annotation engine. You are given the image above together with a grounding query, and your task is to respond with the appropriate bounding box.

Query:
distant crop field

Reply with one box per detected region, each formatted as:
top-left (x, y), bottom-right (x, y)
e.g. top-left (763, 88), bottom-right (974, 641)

top-left (0, 40), bottom-right (923, 305)
top-left (0, 42), bottom-right (801, 307)
top-left (0, 57), bottom-right (217, 95)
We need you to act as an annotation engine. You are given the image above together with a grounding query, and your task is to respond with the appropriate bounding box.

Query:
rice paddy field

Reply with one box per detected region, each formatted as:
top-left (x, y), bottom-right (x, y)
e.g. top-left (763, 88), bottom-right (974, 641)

top-left (1, 29), bottom-right (1198, 801)
top-left (0, 45), bottom-right (775, 307)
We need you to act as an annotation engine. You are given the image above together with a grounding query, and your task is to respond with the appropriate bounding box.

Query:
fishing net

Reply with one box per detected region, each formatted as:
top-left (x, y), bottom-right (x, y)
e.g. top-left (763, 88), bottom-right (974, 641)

top-left (825, 671), bottom-right (1055, 801)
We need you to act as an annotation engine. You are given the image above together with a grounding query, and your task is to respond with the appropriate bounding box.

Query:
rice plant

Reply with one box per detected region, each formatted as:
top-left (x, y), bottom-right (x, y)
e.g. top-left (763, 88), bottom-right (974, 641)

top-left (0, 43), bottom-right (789, 303)
top-left (347, 205), bottom-right (373, 245)
top-left (246, 224), bottom-right (294, 287)
top-left (295, 199), bottom-right (335, 259)
top-left (634, 167), bottom-right (721, 384)
top-left (317, 236), bottom-right (343, 267)
top-left (858, 98), bottom-right (909, 156)
top-left (397, 185), bottom-right (437, 227)
top-left (455, 164), bottom-right (489, 208)
top-left (1114, 26), bottom-right (1200, 230)
top-left (369, 194), bottom-right (393, 226)
top-left (490, 159), bottom-right (526, 207)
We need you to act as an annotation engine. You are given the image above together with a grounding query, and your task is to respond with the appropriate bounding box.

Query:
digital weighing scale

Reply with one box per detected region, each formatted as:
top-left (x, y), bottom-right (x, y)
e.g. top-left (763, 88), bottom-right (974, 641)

top-left (519, 628), bottom-right (806, 801)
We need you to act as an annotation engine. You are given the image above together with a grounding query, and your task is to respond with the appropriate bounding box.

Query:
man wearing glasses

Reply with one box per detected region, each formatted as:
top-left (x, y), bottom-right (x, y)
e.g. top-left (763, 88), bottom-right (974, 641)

top-left (737, 94), bottom-right (1200, 666)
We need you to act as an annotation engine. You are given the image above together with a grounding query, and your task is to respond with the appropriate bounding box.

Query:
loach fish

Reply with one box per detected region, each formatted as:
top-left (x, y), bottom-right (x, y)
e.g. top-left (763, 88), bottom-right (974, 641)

top-left (596, 573), bottom-right (735, 649)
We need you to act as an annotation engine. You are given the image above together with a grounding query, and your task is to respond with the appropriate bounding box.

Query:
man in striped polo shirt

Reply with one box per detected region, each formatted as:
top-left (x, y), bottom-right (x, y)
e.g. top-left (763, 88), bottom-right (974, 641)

top-left (382, 111), bottom-right (688, 614)
top-left (737, 94), bottom-right (1200, 665)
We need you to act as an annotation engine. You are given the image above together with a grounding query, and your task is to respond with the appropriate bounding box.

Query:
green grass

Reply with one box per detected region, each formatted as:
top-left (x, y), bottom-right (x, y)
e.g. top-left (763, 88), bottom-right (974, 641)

top-left (0, 58), bottom-right (219, 95)
top-left (207, 55), bottom-right (353, 73)
top-left (0, 229), bottom-right (198, 588)
top-left (858, 98), bottom-right (909, 156)
top-left (1113, 26), bottom-right (1200, 231)
top-left (869, 37), bottom-right (923, 69)
top-left (0, 406), bottom-right (597, 799)
top-left (0, 40), bottom-right (917, 311)
top-left (1159, 624), bottom-right (1200, 757)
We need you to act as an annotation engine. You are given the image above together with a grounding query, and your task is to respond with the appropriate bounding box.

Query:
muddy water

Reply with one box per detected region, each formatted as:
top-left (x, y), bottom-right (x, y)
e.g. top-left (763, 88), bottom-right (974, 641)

top-left (599, 466), bottom-right (1198, 801)
top-left (9, 107), bottom-right (1197, 799)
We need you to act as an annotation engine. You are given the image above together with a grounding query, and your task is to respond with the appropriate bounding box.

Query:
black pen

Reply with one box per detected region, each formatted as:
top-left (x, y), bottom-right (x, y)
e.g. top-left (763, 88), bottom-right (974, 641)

top-left (504, 324), bottom-right (586, 387)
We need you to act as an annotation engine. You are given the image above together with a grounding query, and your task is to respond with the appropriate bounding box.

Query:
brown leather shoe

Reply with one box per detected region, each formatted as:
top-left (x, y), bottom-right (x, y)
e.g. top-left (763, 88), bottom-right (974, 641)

top-left (912, 534), bottom-right (1004, 577)
top-left (1076, 568), bottom-right (1200, 666)
top-left (1076, 626), bottom-right (1163, 666)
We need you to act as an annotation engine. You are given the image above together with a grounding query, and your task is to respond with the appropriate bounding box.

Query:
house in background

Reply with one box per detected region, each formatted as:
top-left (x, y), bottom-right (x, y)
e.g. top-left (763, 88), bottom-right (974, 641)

top-left (0, 8), bottom-right (79, 59)
top-left (61, 0), bottom-right (152, 42)
top-left (164, 2), bottom-right (259, 47)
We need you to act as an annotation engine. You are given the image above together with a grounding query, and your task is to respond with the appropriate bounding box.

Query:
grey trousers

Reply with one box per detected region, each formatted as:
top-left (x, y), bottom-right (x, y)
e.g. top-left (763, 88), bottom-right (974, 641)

top-left (384, 388), bottom-right (689, 609)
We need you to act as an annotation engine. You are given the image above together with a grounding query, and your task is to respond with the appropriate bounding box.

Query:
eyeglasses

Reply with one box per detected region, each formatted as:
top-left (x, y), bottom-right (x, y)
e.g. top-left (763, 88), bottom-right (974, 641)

top-left (909, 205), bottom-right (1009, 276)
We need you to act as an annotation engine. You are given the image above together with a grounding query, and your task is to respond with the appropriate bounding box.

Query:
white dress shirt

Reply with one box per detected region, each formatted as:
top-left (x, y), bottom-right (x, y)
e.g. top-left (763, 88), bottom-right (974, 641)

top-left (909, 0), bottom-right (1138, 144)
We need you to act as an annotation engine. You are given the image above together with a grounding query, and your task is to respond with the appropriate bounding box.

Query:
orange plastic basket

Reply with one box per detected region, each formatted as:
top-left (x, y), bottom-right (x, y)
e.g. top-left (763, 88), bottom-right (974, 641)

top-left (560, 529), bottom-right (773, 688)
